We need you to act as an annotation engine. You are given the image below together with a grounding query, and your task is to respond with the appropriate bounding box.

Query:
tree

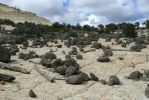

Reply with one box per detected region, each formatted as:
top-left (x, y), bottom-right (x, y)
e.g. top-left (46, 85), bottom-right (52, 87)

top-left (76, 23), bottom-right (81, 30)
top-left (83, 24), bottom-right (91, 31)
top-left (135, 22), bottom-right (140, 29)
top-left (123, 23), bottom-right (137, 38)
top-left (106, 23), bottom-right (118, 32)
top-left (146, 20), bottom-right (149, 30)
top-left (98, 24), bottom-right (104, 34)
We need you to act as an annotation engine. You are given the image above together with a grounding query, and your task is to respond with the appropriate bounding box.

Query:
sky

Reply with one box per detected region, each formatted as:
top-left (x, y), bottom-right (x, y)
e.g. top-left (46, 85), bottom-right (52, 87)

top-left (0, 0), bottom-right (149, 26)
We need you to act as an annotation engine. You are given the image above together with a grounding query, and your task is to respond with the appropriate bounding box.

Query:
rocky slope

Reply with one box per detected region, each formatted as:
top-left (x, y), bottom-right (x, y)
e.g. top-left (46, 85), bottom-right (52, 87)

top-left (0, 3), bottom-right (51, 25)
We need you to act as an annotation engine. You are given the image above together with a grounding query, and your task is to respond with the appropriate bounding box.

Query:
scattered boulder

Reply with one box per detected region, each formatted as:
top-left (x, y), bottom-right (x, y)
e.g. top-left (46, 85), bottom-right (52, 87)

top-left (42, 52), bottom-right (56, 60)
top-left (145, 84), bottom-right (149, 98)
top-left (65, 54), bottom-right (71, 59)
top-left (52, 59), bottom-right (64, 68)
top-left (121, 42), bottom-right (126, 47)
top-left (64, 58), bottom-right (79, 68)
top-left (99, 79), bottom-right (107, 84)
top-left (130, 44), bottom-right (146, 52)
top-left (65, 75), bottom-right (84, 85)
top-left (108, 75), bottom-right (120, 86)
top-left (103, 49), bottom-right (113, 56)
top-left (92, 42), bottom-right (102, 49)
top-left (41, 52), bottom-right (57, 67)
top-left (29, 89), bottom-right (36, 98)
top-left (97, 56), bottom-right (110, 62)
top-left (65, 66), bottom-right (79, 76)
top-left (78, 46), bottom-right (84, 52)
top-left (55, 65), bottom-right (67, 75)
top-left (76, 54), bottom-right (83, 59)
top-left (70, 47), bottom-right (77, 55)
top-left (144, 70), bottom-right (149, 78)
top-left (119, 57), bottom-right (124, 60)
top-left (90, 73), bottom-right (99, 81)
top-left (0, 46), bottom-right (11, 62)
top-left (80, 72), bottom-right (90, 81)
top-left (9, 44), bottom-right (19, 55)
top-left (56, 44), bottom-right (62, 48)
top-left (128, 71), bottom-right (143, 80)
top-left (19, 51), bottom-right (39, 60)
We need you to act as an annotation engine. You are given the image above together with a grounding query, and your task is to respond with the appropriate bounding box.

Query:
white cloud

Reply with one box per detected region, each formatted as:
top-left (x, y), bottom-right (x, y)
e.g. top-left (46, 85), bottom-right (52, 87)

top-left (0, 0), bottom-right (149, 26)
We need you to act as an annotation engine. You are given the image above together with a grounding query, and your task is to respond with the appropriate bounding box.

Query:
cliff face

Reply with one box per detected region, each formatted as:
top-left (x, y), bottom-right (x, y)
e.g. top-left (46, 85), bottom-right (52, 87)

top-left (0, 3), bottom-right (51, 25)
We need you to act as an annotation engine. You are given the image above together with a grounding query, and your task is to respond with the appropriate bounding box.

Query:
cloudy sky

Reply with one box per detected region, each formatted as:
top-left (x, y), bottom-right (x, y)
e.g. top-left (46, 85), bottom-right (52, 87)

top-left (0, 0), bottom-right (149, 26)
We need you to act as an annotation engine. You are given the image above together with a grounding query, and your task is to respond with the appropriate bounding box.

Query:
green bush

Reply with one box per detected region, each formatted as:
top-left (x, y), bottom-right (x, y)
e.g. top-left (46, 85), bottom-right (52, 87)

top-left (123, 23), bottom-right (137, 38)
top-left (0, 19), bottom-right (15, 26)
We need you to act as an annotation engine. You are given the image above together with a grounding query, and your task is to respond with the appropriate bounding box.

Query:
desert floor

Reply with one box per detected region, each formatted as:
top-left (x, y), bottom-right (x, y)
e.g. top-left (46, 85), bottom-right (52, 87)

top-left (0, 38), bottom-right (149, 100)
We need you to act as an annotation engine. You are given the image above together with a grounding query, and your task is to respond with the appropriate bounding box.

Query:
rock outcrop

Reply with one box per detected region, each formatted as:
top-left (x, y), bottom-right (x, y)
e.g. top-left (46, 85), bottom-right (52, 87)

top-left (0, 3), bottom-right (51, 25)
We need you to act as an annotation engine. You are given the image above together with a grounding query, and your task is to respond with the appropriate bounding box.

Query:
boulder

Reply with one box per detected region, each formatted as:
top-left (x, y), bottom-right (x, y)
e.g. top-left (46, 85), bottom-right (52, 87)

top-left (0, 46), bottom-right (11, 62)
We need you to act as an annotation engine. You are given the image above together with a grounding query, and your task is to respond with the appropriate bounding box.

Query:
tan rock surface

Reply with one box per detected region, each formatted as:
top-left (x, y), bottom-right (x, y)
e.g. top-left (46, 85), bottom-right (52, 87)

top-left (0, 38), bottom-right (149, 100)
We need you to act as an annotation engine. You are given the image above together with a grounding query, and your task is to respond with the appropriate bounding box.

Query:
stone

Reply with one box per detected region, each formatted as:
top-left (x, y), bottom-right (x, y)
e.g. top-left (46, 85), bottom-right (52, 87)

top-left (108, 75), bottom-right (120, 86)
top-left (144, 70), bottom-right (149, 78)
top-left (119, 57), bottom-right (124, 60)
top-left (97, 56), bottom-right (110, 62)
top-left (121, 42), bottom-right (126, 47)
top-left (65, 66), bottom-right (78, 77)
top-left (65, 75), bottom-right (84, 85)
top-left (55, 65), bottom-right (67, 75)
top-left (80, 72), bottom-right (90, 81)
top-left (42, 52), bottom-right (56, 60)
top-left (128, 71), bottom-right (143, 80)
top-left (92, 42), bottom-right (102, 49)
top-left (103, 49), bottom-right (113, 56)
top-left (0, 46), bottom-right (11, 62)
top-left (145, 84), bottom-right (149, 98)
top-left (100, 79), bottom-right (107, 84)
top-left (76, 54), bottom-right (83, 59)
top-left (90, 73), bottom-right (99, 81)
top-left (70, 47), bottom-right (77, 55)
top-left (29, 89), bottom-right (36, 98)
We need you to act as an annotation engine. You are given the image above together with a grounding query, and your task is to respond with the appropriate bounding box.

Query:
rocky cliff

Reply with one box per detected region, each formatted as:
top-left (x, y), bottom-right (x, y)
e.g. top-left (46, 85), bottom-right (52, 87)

top-left (0, 3), bottom-right (51, 25)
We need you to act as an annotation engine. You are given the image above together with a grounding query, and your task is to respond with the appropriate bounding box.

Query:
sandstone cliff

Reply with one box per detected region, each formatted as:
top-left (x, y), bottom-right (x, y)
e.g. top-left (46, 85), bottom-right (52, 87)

top-left (0, 3), bottom-right (51, 25)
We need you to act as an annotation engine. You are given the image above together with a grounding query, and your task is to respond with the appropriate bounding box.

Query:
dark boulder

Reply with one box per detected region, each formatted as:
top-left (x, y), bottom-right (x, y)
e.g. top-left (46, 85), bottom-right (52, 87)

top-left (90, 73), bottom-right (99, 81)
top-left (92, 42), bottom-right (102, 49)
top-left (55, 65), bottom-right (67, 75)
top-left (65, 75), bottom-right (84, 85)
top-left (103, 49), bottom-right (113, 56)
top-left (145, 84), bottom-right (149, 98)
top-left (97, 56), bottom-right (110, 62)
top-left (65, 66), bottom-right (79, 77)
top-left (108, 75), bottom-right (120, 86)
top-left (128, 71), bottom-right (143, 80)
top-left (0, 46), bottom-right (11, 62)
top-left (29, 89), bottom-right (36, 98)
top-left (144, 70), bottom-right (149, 78)
top-left (76, 54), bottom-right (83, 59)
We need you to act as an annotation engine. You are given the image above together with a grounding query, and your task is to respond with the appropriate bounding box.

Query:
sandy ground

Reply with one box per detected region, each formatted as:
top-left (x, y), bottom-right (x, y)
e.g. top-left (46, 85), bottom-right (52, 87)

top-left (0, 38), bottom-right (149, 100)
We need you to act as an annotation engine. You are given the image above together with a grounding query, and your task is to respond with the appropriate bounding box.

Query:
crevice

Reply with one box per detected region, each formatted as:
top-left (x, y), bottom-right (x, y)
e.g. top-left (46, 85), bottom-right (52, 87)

top-left (62, 82), bottom-right (97, 100)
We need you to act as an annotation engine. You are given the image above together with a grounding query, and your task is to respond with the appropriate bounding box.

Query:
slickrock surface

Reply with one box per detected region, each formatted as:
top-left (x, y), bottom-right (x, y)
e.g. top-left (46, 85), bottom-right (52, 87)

top-left (0, 39), bottom-right (149, 100)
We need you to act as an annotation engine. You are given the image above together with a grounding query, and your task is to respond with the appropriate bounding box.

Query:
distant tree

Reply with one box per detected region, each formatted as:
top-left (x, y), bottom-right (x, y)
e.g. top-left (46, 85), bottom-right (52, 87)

top-left (98, 24), bottom-right (104, 29)
top-left (51, 22), bottom-right (62, 32)
top-left (76, 23), bottom-right (81, 30)
top-left (123, 23), bottom-right (137, 38)
top-left (118, 23), bottom-right (127, 30)
top-left (98, 24), bottom-right (104, 34)
top-left (135, 22), bottom-right (140, 29)
top-left (83, 24), bottom-right (91, 31)
top-left (106, 23), bottom-right (118, 32)
top-left (146, 20), bottom-right (149, 30)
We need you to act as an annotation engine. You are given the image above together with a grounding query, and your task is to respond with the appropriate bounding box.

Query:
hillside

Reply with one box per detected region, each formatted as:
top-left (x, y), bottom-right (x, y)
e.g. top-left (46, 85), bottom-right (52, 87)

top-left (0, 3), bottom-right (51, 25)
